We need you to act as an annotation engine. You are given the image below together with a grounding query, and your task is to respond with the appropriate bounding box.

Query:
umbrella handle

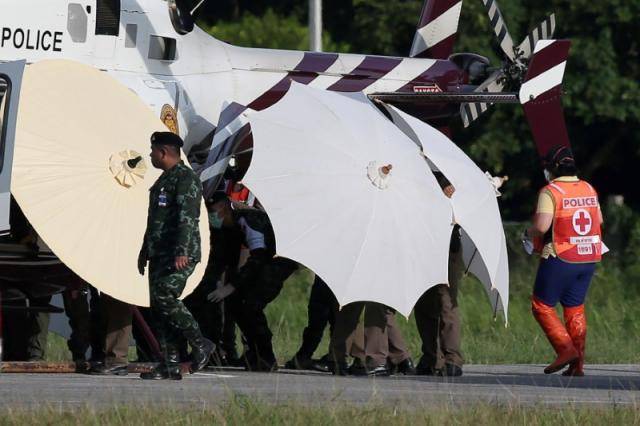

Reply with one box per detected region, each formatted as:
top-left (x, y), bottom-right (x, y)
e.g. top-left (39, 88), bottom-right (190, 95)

top-left (127, 156), bottom-right (143, 169)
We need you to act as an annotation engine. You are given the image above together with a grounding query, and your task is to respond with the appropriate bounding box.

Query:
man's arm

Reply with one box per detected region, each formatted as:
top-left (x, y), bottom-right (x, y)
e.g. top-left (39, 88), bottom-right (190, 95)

top-left (137, 240), bottom-right (148, 275)
top-left (529, 213), bottom-right (554, 237)
top-left (528, 190), bottom-right (554, 237)
top-left (204, 229), bottom-right (239, 284)
top-left (175, 172), bottom-right (202, 260)
top-left (208, 231), bottom-right (270, 302)
top-left (138, 200), bottom-right (152, 275)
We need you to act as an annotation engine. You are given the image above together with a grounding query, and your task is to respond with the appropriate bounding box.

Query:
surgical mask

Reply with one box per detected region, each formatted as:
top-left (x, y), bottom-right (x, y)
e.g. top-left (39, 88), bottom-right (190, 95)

top-left (208, 212), bottom-right (224, 229)
top-left (543, 169), bottom-right (553, 182)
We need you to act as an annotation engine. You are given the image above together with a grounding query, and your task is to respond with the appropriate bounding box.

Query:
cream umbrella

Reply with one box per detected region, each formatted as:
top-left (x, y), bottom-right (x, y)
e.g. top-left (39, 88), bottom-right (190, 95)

top-left (12, 60), bottom-right (209, 307)
top-left (241, 83), bottom-right (455, 316)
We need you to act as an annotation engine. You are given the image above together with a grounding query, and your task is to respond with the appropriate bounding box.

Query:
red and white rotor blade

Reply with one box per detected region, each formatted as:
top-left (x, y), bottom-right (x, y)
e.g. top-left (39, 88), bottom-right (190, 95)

top-left (517, 14), bottom-right (556, 59)
top-left (482, 0), bottom-right (516, 61)
top-left (461, 70), bottom-right (505, 128)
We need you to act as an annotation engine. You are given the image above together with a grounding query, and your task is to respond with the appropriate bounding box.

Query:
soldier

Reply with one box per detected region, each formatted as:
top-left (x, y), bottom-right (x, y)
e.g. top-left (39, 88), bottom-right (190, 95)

top-left (207, 192), bottom-right (298, 372)
top-left (137, 131), bottom-right (214, 380)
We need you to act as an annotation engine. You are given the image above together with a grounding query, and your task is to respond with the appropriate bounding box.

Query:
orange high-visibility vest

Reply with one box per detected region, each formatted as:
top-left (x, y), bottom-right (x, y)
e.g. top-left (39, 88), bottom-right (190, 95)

top-left (225, 181), bottom-right (250, 203)
top-left (534, 180), bottom-right (602, 263)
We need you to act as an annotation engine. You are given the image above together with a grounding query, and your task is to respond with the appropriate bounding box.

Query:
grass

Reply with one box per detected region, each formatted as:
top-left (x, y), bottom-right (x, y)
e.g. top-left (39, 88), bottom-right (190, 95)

top-left (1, 402), bottom-right (640, 425)
top-left (44, 224), bottom-right (640, 365)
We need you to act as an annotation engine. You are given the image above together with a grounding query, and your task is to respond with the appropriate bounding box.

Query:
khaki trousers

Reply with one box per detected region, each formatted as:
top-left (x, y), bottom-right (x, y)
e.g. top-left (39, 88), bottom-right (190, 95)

top-left (331, 302), bottom-right (410, 367)
top-left (102, 294), bottom-right (132, 365)
top-left (414, 249), bottom-right (464, 368)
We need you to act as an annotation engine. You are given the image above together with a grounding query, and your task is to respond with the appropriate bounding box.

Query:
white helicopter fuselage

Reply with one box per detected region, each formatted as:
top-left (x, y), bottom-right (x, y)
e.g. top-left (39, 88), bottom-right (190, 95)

top-left (0, 0), bottom-right (449, 153)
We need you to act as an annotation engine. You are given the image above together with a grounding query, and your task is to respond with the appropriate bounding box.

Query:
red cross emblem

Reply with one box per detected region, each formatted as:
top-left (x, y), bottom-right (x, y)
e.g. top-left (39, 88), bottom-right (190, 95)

top-left (572, 209), bottom-right (592, 236)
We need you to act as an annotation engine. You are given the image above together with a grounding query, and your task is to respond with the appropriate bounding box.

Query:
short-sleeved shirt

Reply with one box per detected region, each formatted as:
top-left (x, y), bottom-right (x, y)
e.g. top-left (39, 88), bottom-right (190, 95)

top-left (535, 176), bottom-right (579, 258)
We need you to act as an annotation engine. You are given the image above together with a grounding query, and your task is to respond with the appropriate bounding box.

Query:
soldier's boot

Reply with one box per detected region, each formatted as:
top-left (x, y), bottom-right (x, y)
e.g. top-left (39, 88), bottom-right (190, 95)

top-left (284, 354), bottom-right (314, 370)
top-left (246, 348), bottom-right (278, 372)
top-left (531, 297), bottom-right (578, 374)
top-left (562, 305), bottom-right (586, 377)
top-left (188, 334), bottom-right (216, 373)
top-left (140, 350), bottom-right (182, 380)
top-left (246, 334), bottom-right (278, 372)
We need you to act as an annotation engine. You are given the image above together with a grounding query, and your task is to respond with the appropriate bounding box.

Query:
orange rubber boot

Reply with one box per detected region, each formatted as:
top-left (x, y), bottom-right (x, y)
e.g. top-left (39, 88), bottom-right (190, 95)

top-left (562, 305), bottom-right (586, 376)
top-left (531, 297), bottom-right (578, 374)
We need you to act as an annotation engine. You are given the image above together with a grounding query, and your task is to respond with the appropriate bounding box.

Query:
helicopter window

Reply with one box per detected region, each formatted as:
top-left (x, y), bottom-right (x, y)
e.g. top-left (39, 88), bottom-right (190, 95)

top-left (125, 24), bottom-right (137, 48)
top-left (148, 36), bottom-right (177, 61)
top-left (67, 3), bottom-right (88, 43)
top-left (0, 77), bottom-right (9, 172)
top-left (95, 0), bottom-right (120, 36)
top-left (169, 0), bottom-right (195, 35)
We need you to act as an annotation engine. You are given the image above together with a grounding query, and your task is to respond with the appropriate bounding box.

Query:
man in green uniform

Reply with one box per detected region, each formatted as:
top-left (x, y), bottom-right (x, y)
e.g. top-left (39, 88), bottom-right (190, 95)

top-left (137, 131), bottom-right (214, 380)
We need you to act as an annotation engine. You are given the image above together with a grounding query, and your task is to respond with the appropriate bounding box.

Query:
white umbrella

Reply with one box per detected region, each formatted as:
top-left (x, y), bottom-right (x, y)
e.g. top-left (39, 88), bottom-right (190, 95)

top-left (240, 83), bottom-right (455, 316)
top-left (383, 105), bottom-right (509, 321)
top-left (12, 60), bottom-right (210, 307)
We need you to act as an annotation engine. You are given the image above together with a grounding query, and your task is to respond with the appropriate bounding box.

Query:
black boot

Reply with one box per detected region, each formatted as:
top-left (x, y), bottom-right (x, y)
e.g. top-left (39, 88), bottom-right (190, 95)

top-left (89, 363), bottom-right (129, 376)
top-left (309, 354), bottom-right (332, 373)
top-left (284, 355), bottom-right (314, 370)
top-left (140, 364), bottom-right (182, 380)
top-left (330, 361), bottom-right (350, 376)
top-left (443, 363), bottom-right (463, 377)
top-left (348, 358), bottom-right (366, 375)
top-left (246, 357), bottom-right (278, 372)
top-left (189, 336), bottom-right (215, 373)
top-left (141, 351), bottom-right (182, 380)
top-left (247, 332), bottom-right (277, 372)
top-left (415, 356), bottom-right (441, 376)
top-left (388, 358), bottom-right (416, 375)
top-left (208, 347), bottom-right (227, 367)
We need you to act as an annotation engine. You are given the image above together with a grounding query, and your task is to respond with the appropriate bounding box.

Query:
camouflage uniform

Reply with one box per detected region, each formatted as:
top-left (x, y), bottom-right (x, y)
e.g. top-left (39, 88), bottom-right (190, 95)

top-left (141, 161), bottom-right (201, 262)
top-left (139, 162), bottom-right (203, 362)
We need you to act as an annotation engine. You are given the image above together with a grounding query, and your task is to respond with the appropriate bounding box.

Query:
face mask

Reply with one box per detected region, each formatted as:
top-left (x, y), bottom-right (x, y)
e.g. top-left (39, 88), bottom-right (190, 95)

top-left (208, 212), bottom-right (224, 229)
top-left (543, 169), bottom-right (553, 182)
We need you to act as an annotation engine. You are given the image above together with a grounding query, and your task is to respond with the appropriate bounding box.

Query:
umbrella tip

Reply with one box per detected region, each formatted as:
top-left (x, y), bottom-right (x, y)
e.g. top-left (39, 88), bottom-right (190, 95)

top-left (127, 156), bottom-right (143, 169)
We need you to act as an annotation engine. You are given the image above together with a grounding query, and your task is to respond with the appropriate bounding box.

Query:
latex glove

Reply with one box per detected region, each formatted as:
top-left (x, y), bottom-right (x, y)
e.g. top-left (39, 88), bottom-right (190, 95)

top-left (521, 229), bottom-right (534, 255)
top-left (207, 285), bottom-right (236, 303)
top-left (485, 172), bottom-right (509, 197)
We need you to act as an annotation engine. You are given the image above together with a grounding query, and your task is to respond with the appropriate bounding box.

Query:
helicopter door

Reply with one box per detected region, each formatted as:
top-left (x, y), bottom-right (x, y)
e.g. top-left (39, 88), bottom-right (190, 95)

top-left (0, 60), bottom-right (25, 234)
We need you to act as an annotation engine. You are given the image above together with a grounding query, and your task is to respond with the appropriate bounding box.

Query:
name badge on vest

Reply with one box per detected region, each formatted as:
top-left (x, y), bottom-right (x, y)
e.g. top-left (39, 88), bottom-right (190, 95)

top-left (158, 188), bottom-right (168, 207)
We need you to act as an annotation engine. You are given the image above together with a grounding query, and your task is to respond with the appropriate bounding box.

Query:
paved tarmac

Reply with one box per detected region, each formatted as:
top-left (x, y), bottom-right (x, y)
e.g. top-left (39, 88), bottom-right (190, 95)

top-left (0, 364), bottom-right (638, 409)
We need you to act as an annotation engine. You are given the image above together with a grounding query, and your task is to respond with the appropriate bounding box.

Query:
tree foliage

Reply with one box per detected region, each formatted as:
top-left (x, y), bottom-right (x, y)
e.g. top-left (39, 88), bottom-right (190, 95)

top-left (191, 0), bottom-right (639, 218)
top-left (203, 9), bottom-right (348, 52)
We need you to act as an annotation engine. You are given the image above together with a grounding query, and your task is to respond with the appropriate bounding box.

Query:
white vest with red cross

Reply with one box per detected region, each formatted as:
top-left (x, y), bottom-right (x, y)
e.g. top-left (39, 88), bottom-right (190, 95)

top-left (542, 180), bottom-right (603, 263)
